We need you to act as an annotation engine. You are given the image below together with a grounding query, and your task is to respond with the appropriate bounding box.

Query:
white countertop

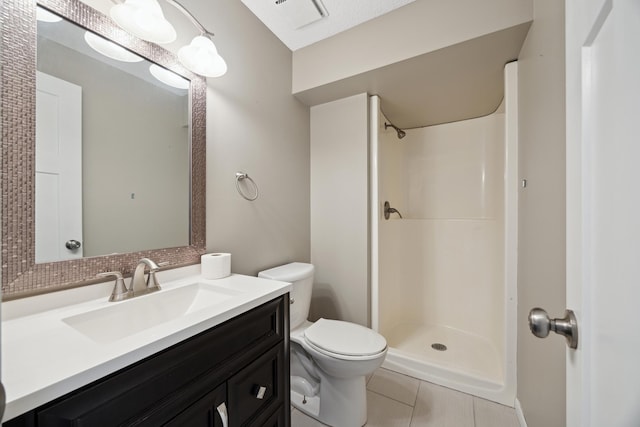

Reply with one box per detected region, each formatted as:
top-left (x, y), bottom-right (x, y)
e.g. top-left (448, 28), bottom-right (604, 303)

top-left (1, 267), bottom-right (291, 422)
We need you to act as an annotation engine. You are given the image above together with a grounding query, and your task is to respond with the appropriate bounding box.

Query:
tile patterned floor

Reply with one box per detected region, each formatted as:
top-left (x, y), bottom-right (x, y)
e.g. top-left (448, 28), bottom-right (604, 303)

top-left (291, 368), bottom-right (520, 427)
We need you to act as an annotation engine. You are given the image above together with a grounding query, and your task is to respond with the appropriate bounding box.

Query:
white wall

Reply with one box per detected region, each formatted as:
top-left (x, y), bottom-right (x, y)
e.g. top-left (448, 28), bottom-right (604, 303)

top-left (310, 93), bottom-right (369, 326)
top-left (516, 0), bottom-right (566, 425)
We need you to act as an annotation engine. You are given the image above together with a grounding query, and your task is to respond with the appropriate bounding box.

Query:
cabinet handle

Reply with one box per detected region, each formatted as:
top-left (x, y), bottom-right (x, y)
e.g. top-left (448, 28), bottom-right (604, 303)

top-left (216, 402), bottom-right (228, 427)
top-left (254, 385), bottom-right (267, 399)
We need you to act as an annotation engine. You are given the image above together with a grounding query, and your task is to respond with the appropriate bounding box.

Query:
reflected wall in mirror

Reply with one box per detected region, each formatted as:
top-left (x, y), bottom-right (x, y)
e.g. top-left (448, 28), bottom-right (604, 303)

top-left (36, 11), bottom-right (190, 262)
top-left (0, 0), bottom-right (206, 298)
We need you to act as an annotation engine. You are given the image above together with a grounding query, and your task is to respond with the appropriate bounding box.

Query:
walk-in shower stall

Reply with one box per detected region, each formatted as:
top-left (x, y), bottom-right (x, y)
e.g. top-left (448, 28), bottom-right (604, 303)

top-left (370, 63), bottom-right (518, 405)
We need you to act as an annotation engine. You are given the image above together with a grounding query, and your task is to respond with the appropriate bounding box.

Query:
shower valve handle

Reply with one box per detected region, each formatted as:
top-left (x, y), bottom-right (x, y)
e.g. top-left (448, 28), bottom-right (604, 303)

top-left (383, 201), bottom-right (403, 220)
top-left (528, 307), bottom-right (578, 349)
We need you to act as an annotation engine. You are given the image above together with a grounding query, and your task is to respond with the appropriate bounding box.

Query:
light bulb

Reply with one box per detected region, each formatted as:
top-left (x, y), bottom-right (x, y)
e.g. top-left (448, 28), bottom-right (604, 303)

top-left (84, 32), bottom-right (144, 63)
top-left (36, 6), bottom-right (62, 22)
top-left (149, 64), bottom-right (190, 90)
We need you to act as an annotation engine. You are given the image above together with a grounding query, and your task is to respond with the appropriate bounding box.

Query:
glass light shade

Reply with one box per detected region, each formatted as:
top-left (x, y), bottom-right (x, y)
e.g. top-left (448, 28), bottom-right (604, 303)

top-left (84, 32), bottom-right (144, 63)
top-left (149, 64), bottom-right (190, 90)
top-left (110, 0), bottom-right (177, 44)
top-left (178, 36), bottom-right (227, 78)
top-left (36, 6), bottom-right (62, 22)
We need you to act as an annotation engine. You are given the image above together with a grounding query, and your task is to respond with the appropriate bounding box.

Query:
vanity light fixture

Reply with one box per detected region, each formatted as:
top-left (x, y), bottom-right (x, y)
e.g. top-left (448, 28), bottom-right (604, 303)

top-left (84, 31), bottom-right (144, 63)
top-left (110, 0), bottom-right (227, 78)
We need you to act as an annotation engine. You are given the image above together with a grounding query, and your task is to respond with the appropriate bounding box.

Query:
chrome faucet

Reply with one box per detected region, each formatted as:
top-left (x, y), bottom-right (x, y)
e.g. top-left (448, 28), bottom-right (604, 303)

top-left (97, 259), bottom-right (162, 302)
top-left (130, 258), bottom-right (162, 295)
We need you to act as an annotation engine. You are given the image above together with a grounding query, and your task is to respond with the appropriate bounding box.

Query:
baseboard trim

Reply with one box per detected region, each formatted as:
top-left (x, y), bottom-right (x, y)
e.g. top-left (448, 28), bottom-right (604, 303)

top-left (515, 398), bottom-right (528, 427)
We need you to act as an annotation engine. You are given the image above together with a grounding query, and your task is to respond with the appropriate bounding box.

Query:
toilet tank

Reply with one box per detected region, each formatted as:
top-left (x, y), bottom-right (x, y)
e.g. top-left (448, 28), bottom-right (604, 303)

top-left (258, 263), bottom-right (314, 330)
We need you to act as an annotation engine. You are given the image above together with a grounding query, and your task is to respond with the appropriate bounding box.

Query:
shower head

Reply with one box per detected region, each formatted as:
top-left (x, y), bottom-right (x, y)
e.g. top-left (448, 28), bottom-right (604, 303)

top-left (384, 122), bottom-right (406, 139)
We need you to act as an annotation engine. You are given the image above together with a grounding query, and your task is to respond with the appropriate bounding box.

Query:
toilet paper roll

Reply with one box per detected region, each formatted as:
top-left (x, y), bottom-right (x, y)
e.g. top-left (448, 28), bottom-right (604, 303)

top-left (201, 253), bottom-right (231, 279)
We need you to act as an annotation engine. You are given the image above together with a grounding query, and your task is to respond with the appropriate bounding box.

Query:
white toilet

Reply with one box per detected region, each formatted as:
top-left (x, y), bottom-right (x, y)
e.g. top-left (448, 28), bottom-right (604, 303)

top-left (258, 262), bottom-right (387, 427)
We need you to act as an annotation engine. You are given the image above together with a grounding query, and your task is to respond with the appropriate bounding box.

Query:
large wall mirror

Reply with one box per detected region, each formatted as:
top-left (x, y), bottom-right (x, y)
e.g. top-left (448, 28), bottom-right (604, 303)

top-left (1, 0), bottom-right (206, 299)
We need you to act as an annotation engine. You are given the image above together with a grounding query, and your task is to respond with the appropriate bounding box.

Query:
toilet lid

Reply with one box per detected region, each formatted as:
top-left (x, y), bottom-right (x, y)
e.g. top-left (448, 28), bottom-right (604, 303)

top-left (303, 318), bottom-right (387, 357)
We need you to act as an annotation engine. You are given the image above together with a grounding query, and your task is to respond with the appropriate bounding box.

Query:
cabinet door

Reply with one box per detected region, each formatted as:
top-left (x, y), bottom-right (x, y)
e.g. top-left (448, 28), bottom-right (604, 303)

top-left (164, 384), bottom-right (227, 427)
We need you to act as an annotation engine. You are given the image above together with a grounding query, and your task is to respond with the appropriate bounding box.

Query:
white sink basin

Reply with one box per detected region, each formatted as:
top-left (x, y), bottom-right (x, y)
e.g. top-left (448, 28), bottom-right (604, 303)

top-left (63, 283), bottom-right (242, 343)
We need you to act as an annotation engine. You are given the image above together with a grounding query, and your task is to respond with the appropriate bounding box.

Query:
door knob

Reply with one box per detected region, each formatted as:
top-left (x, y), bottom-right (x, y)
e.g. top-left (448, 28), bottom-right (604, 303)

top-left (528, 308), bottom-right (578, 349)
top-left (65, 239), bottom-right (82, 250)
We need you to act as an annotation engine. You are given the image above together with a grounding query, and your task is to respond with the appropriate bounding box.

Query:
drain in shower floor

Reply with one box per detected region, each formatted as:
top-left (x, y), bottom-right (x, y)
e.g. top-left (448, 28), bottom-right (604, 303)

top-left (431, 343), bottom-right (447, 351)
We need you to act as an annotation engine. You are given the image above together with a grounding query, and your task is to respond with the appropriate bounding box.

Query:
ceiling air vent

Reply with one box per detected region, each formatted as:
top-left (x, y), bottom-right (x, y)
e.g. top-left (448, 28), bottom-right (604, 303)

top-left (274, 0), bottom-right (327, 29)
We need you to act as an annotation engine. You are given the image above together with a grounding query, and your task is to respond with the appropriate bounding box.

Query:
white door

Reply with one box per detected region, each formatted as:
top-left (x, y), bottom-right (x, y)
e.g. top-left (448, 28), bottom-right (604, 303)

top-left (35, 71), bottom-right (83, 263)
top-left (565, 0), bottom-right (640, 425)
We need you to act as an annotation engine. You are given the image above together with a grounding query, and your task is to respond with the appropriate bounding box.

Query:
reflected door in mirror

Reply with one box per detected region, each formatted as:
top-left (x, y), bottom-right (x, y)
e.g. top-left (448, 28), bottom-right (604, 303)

top-left (35, 71), bottom-right (83, 263)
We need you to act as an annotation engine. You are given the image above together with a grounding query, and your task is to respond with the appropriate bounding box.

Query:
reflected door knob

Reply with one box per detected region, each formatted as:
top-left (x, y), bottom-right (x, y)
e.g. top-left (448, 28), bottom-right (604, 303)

top-left (65, 239), bottom-right (82, 250)
top-left (528, 307), bottom-right (578, 349)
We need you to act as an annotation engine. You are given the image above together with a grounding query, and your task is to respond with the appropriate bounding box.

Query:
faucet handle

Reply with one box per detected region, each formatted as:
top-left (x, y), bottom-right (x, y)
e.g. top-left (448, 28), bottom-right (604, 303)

top-left (146, 269), bottom-right (162, 291)
top-left (97, 271), bottom-right (131, 302)
top-left (140, 259), bottom-right (163, 291)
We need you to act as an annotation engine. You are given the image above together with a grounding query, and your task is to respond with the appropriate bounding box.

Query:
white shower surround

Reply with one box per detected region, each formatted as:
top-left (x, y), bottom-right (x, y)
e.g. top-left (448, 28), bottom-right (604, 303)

top-left (370, 62), bottom-right (518, 406)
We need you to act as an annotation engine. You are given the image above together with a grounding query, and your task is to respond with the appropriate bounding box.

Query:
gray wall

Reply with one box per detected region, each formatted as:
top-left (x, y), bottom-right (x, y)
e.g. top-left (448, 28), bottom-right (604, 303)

top-left (198, 0), bottom-right (311, 274)
top-left (310, 94), bottom-right (369, 326)
top-left (517, 0), bottom-right (566, 425)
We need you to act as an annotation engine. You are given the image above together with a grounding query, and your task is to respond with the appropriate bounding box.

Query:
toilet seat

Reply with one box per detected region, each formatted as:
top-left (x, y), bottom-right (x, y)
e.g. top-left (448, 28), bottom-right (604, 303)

top-left (303, 318), bottom-right (387, 360)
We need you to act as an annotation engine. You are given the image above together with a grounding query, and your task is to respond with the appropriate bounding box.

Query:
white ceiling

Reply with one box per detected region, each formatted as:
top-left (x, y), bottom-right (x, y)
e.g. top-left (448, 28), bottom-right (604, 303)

top-left (240, 0), bottom-right (416, 51)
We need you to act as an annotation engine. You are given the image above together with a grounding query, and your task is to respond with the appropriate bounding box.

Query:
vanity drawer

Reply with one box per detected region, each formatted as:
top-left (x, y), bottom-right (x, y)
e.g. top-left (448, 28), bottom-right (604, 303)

top-left (228, 345), bottom-right (285, 427)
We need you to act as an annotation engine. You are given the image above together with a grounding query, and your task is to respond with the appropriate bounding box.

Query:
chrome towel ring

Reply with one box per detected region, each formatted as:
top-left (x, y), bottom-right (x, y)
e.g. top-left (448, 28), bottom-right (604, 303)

top-left (235, 172), bottom-right (259, 201)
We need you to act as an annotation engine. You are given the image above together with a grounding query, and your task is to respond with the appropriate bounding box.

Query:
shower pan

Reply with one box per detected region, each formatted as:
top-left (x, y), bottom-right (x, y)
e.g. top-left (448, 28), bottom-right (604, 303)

top-left (370, 62), bottom-right (518, 406)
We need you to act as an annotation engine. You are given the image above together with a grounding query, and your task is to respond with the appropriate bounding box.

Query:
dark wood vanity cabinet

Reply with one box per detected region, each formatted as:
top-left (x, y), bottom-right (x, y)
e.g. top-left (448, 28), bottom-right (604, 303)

top-left (5, 296), bottom-right (290, 427)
